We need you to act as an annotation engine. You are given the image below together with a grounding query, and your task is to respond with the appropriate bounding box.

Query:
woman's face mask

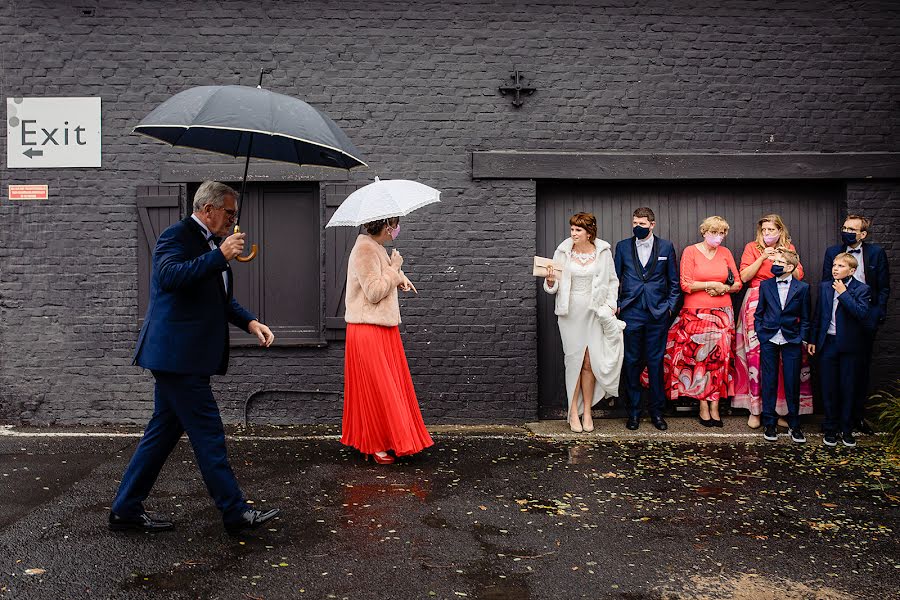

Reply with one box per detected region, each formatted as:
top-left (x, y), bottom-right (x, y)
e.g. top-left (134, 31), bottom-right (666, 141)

top-left (388, 223), bottom-right (401, 240)
top-left (704, 233), bottom-right (724, 247)
top-left (763, 233), bottom-right (780, 246)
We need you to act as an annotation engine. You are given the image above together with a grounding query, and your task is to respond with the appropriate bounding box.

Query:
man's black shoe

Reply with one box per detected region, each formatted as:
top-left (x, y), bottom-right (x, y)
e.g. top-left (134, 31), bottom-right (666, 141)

top-left (763, 425), bottom-right (778, 442)
top-left (855, 420), bottom-right (875, 435)
top-left (651, 416), bottom-right (668, 431)
top-left (842, 432), bottom-right (857, 448)
top-left (225, 508), bottom-right (281, 535)
top-left (789, 428), bottom-right (806, 444)
top-left (626, 416), bottom-right (640, 430)
top-left (823, 433), bottom-right (838, 447)
top-left (108, 511), bottom-right (174, 532)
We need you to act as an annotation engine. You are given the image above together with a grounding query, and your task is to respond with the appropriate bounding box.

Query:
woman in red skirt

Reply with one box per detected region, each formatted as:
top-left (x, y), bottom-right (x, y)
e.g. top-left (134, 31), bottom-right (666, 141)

top-left (340, 216), bottom-right (433, 464)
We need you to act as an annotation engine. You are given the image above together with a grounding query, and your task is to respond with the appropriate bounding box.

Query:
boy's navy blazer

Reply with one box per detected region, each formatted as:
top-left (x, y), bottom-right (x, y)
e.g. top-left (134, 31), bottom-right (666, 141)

top-left (812, 278), bottom-right (871, 353)
top-left (821, 242), bottom-right (890, 328)
top-left (614, 235), bottom-right (680, 319)
top-left (134, 217), bottom-right (256, 376)
top-left (753, 277), bottom-right (810, 344)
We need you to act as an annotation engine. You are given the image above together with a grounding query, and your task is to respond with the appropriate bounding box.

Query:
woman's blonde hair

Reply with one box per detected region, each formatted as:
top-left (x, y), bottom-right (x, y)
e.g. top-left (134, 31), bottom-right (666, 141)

top-left (699, 215), bottom-right (729, 236)
top-left (755, 213), bottom-right (791, 250)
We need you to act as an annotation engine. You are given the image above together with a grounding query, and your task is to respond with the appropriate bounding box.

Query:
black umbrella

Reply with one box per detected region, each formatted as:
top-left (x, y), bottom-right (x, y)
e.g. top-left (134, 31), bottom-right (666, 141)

top-left (134, 71), bottom-right (367, 261)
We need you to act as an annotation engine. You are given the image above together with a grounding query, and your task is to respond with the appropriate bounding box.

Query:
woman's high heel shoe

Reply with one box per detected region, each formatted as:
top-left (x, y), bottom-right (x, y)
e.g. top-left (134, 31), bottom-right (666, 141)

top-left (366, 452), bottom-right (395, 465)
top-left (698, 416), bottom-right (715, 427)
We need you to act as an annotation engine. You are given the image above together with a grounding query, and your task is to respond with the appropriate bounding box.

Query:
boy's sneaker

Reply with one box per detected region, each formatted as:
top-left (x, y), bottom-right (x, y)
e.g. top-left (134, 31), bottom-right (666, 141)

top-left (842, 432), bottom-right (857, 448)
top-left (763, 426), bottom-right (778, 442)
top-left (789, 428), bottom-right (806, 444)
top-left (823, 433), bottom-right (838, 447)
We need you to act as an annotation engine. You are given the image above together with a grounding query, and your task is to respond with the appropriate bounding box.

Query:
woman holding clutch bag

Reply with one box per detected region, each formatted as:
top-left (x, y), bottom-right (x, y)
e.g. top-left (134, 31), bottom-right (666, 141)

top-left (544, 212), bottom-right (625, 432)
top-left (340, 216), bottom-right (433, 464)
top-left (661, 215), bottom-right (742, 426)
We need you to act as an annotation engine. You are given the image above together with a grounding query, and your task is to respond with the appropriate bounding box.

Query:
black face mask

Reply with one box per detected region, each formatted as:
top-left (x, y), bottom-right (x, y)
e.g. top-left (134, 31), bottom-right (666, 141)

top-left (841, 231), bottom-right (858, 246)
top-left (770, 264), bottom-right (785, 277)
top-left (633, 225), bottom-right (651, 240)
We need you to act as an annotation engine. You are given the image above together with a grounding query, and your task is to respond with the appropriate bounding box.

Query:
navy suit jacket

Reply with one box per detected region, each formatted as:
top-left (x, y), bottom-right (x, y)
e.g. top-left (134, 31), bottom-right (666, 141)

top-left (821, 242), bottom-right (890, 328)
top-left (812, 278), bottom-right (871, 353)
top-left (614, 235), bottom-right (680, 319)
top-left (134, 217), bottom-right (256, 376)
top-left (754, 277), bottom-right (810, 344)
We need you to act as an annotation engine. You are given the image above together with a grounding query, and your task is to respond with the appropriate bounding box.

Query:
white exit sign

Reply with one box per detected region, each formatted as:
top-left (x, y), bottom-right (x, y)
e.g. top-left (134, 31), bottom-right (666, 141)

top-left (6, 97), bottom-right (101, 168)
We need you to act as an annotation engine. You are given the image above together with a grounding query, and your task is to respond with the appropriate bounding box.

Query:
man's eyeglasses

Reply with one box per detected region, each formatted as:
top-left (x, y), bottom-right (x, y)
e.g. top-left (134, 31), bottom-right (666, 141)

top-left (215, 207), bottom-right (237, 219)
top-left (841, 226), bottom-right (861, 233)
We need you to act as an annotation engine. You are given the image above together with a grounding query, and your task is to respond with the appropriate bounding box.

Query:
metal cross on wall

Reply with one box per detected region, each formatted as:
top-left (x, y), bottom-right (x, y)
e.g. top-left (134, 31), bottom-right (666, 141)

top-left (499, 70), bottom-right (536, 108)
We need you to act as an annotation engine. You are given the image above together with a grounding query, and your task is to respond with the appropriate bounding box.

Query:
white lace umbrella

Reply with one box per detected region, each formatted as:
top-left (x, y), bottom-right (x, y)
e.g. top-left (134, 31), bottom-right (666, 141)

top-left (325, 177), bottom-right (441, 227)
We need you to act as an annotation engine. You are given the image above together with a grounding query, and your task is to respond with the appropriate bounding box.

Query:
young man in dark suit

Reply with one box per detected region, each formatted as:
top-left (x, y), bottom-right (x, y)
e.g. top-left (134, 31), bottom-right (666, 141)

top-left (110, 181), bottom-right (280, 534)
top-left (821, 214), bottom-right (890, 435)
top-left (809, 252), bottom-right (872, 448)
top-left (754, 249), bottom-right (810, 444)
top-left (614, 207), bottom-right (680, 431)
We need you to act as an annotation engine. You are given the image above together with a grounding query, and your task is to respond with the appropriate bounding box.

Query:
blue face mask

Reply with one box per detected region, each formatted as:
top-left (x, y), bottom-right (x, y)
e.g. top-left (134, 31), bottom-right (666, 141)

top-left (633, 225), bottom-right (651, 240)
top-left (841, 231), bottom-right (858, 246)
top-left (771, 264), bottom-right (785, 277)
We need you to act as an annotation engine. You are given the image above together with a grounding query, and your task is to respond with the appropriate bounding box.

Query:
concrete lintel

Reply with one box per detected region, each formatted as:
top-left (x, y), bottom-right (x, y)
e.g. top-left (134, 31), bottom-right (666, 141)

top-left (472, 151), bottom-right (900, 180)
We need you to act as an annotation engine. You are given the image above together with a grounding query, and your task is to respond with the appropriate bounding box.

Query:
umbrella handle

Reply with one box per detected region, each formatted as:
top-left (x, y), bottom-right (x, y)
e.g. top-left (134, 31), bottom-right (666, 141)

top-left (233, 225), bottom-right (258, 262)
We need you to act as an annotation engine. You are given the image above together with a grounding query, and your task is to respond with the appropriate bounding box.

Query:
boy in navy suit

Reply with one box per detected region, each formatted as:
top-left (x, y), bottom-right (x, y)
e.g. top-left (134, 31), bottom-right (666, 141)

top-left (754, 249), bottom-right (810, 443)
top-left (614, 207), bottom-right (680, 431)
top-left (809, 252), bottom-right (872, 447)
top-left (821, 215), bottom-right (891, 435)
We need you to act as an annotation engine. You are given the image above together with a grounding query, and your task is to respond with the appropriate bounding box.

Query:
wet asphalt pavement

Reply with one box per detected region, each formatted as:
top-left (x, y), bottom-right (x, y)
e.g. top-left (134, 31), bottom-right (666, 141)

top-left (0, 426), bottom-right (897, 600)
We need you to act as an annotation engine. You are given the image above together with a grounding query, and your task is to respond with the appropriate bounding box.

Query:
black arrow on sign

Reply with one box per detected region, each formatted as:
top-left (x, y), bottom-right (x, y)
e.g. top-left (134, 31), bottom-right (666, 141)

top-left (23, 148), bottom-right (44, 159)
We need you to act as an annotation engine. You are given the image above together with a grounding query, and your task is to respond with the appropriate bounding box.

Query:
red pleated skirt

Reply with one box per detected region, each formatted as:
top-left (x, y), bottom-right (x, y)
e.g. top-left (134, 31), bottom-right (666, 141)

top-left (341, 323), bottom-right (434, 457)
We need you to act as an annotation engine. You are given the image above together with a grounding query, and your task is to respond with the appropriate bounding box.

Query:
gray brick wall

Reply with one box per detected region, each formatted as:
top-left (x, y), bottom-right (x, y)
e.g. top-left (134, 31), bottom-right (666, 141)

top-left (0, 0), bottom-right (897, 424)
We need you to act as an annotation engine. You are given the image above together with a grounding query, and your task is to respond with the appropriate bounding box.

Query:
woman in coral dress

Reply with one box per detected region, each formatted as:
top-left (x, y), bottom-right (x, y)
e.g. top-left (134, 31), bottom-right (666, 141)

top-left (661, 216), bottom-right (742, 426)
top-left (733, 214), bottom-right (812, 429)
top-left (340, 217), bottom-right (433, 464)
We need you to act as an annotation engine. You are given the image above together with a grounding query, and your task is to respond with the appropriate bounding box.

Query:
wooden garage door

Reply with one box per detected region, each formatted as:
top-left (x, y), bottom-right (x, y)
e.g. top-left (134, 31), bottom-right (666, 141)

top-left (536, 180), bottom-right (842, 418)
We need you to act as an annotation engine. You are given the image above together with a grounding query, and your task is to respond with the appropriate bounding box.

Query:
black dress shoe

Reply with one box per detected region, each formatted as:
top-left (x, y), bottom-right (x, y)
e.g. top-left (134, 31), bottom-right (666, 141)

top-left (225, 508), bottom-right (281, 535)
top-left (626, 416), bottom-right (640, 430)
top-left (855, 420), bottom-right (875, 435)
top-left (651, 416), bottom-right (668, 431)
top-left (698, 417), bottom-right (715, 427)
top-left (108, 511), bottom-right (174, 532)
top-left (712, 418), bottom-right (724, 428)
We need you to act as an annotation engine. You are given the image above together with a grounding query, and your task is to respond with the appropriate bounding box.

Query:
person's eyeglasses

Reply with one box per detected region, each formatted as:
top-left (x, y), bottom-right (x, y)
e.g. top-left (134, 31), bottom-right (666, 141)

top-left (841, 226), bottom-right (860, 233)
top-left (216, 207), bottom-right (237, 219)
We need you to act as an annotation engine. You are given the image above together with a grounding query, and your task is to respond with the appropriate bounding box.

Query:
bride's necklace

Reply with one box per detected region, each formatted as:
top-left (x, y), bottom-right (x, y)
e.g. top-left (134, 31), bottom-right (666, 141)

top-left (571, 246), bottom-right (596, 265)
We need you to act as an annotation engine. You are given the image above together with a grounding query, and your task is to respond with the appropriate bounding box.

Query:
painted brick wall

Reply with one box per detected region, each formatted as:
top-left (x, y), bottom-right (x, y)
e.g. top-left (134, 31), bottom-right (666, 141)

top-left (0, 0), bottom-right (897, 424)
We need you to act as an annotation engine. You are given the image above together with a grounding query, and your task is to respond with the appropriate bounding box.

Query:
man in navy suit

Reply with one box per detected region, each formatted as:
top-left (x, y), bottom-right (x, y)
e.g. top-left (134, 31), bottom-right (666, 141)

top-left (754, 249), bottom-right (810, 444)
top-left (110, 181), bottom-right (280, 534)
top-left (821, 214), bottom-right (890, 434)
top-left (614, 207), bottom-right (680, 431)
top-left (809, 252), bottom-right (872, 448)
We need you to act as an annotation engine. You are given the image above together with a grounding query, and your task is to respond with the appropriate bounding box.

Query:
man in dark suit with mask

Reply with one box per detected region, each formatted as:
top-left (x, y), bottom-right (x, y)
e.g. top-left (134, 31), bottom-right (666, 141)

top-left (821, 214), bottom-right (890, 435)
top-left (109, 181), bottom-right (280, 535)
top-left (614, 207), bottom-right (681, 431)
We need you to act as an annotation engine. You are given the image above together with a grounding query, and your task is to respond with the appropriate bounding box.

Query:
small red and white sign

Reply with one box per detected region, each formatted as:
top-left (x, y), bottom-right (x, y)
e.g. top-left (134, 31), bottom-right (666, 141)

top-left (8, 184), bottom-right (49, 200)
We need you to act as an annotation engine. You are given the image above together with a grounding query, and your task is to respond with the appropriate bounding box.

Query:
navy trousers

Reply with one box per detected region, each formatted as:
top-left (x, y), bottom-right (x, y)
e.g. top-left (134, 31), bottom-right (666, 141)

top-left (853, 332), bottom-right (876, 424)
top-left (759, 340), bottom-right (801, 429)
top-left (818, 336), bottom-right (859, 437)
top-left (621, 306), bottom-right (669, 419)
top-left (111, 371), bottom-right (247, 522)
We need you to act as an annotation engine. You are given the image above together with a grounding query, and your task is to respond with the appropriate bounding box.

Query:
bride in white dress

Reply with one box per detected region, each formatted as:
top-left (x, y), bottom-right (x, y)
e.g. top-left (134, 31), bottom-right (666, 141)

top-left (543, 213), bottom-right (625, 432)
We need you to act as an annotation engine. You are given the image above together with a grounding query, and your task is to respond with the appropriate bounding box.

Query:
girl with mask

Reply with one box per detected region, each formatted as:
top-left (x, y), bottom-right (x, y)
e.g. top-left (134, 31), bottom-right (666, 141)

top-left (340, 216), bottom-right (432, 464)
top-left (660, 216), bottom-right (742, 426)
top-left (733, 214), bottom-right (812, 429)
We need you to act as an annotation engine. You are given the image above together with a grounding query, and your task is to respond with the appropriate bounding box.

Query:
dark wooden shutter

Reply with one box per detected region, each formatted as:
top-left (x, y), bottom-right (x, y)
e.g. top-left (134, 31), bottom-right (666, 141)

top-left (136, 185), bottom-right (184, 319)
top-left (324, 183), bottom-right (365, 341)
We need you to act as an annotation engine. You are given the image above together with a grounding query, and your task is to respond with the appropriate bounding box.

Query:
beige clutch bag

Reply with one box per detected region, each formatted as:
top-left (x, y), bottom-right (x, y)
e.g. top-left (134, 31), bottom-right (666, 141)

top-left (533, 256), bottom-right (564, 277)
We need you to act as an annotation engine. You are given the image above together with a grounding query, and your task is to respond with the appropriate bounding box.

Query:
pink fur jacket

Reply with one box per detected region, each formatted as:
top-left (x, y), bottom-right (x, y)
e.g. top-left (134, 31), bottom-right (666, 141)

top-left (344, 234), bottom-right (404, 326)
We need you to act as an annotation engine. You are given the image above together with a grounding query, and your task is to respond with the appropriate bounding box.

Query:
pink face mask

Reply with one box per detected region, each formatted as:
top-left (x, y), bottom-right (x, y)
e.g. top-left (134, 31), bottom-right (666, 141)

top-left (388, 223), bottom-right (400, 240)
top-left (704, 233), bottom-right (724, 247)
top-left (763, 233), bottom-right (780, 246)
